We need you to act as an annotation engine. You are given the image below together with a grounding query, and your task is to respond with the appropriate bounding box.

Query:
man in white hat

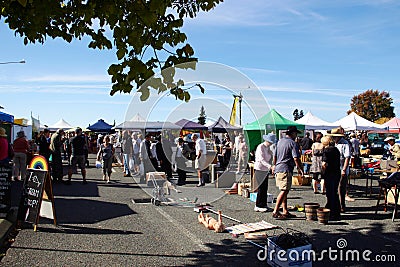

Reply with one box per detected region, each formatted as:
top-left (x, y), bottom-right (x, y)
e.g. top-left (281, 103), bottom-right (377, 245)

top-left (384, 136), bottom-right (400, 160)
top-left (253, 133), bottom-right (276, 212)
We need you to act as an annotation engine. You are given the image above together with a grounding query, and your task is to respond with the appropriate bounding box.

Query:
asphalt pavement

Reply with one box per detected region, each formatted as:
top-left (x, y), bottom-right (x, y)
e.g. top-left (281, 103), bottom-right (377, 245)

top-left (0, 155), bottom-right (399, 267)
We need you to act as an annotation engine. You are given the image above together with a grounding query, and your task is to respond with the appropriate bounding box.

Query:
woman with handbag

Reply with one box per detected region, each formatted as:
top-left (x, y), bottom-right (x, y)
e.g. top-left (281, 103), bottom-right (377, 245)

top-left (97, 135), bottom-right (115, 183)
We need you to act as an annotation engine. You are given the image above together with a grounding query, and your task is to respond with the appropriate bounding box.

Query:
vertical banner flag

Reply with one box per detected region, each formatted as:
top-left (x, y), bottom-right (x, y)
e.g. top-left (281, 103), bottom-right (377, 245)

top-left (229, 96), bottom-right (239, 125)
top-left (31, 113), bottom-right (40, 136)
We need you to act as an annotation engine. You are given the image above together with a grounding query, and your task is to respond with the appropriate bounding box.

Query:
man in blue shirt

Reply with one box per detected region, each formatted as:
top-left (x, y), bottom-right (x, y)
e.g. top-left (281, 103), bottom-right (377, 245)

top-left (271, 126), bottom-right (304, 219)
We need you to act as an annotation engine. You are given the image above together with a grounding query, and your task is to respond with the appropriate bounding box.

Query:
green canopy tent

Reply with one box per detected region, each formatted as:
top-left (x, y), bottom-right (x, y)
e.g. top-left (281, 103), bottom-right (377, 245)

top-left (243, 109), bottom-right (305, 152)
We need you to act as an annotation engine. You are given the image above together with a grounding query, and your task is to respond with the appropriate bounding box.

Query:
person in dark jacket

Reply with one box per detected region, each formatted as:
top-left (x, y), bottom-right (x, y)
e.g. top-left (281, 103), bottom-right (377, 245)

top-left (156, 135), bottom-right (173, 180)
top-left (321, 136), bottom-right (341, 221)
top-left (67, 127), bottom-right (87, 185)
top-left (50, 128), bottom-right (65, 182)
top-left (38, 128), bottom-right (51, 162)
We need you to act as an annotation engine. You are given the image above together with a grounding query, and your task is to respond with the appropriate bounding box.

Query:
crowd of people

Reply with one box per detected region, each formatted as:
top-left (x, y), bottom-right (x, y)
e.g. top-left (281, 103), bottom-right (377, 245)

top-left (251, 125), bottom-right (374, 222)
top-left (2, 123), bottom-right (399, 223)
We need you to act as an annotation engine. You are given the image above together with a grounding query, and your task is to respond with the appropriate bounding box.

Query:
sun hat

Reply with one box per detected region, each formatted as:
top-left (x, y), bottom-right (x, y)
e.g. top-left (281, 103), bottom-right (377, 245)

top-left (384, 136), bottom-right (395, 142)
top-left (285, 126), bottom-right (301, 134)
top-left (263, 133), bottom-right (276, 144)
top-left (327, 127), bottom-right (345, 137)
top-left (0, 127), bottom-right (7, 137)
top-left (17, 131), bottom-right (26, 138)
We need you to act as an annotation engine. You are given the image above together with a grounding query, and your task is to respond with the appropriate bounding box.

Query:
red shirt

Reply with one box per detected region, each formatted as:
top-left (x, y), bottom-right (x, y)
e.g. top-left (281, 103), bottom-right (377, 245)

top-left (0, 137), bottom-right (8, 160)
top-left (13, 137), bottom-right (30, 153)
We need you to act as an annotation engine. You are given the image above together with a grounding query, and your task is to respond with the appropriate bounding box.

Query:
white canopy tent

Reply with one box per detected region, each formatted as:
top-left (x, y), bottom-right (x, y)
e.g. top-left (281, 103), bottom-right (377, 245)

top-left (47, 119), bottom-right (73, 131)
top-left (129, 113), bottom-right (146, 122)
top-left (333, 112), bottom-right (387, 131)
top-left (296, 111), bottom-right (337, 130)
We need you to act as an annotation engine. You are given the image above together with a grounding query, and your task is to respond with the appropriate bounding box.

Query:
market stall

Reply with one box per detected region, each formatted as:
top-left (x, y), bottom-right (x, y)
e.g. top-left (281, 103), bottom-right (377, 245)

top-left (243, 109), bottom-right (304, 153)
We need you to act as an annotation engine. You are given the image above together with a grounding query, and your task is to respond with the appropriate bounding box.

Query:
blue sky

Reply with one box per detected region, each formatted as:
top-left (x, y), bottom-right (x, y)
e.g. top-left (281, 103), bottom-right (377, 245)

top-left (1, 0), bottom-right (400, 128)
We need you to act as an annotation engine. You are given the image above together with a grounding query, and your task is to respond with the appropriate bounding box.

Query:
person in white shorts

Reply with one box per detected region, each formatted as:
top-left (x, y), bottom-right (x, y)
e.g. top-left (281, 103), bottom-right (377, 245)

top-left (191, 133), bottom-right (207, 187)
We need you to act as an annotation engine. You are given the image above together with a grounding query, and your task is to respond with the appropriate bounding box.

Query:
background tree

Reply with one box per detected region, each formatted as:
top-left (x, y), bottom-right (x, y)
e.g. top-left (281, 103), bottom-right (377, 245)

top-left (0, 0), bottom-right (222, 101)
top-left (293, 109), bottom-right (304, 121)
top-left (348, 89), bottom-right (395, 121)
top-left (374, 117), bottom-right (391, 124)
top-left (198, 105), bottom-right (206, 125)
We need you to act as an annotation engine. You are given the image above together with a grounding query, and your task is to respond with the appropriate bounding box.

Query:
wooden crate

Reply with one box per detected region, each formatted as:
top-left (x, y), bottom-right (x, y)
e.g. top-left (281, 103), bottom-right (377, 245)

top-left (292, 175), bottom-right (311, 186)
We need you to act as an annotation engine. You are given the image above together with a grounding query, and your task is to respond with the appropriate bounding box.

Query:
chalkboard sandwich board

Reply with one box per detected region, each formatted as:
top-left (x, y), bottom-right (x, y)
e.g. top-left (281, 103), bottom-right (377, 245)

top-left (18, 167), bottom-right (56, 230)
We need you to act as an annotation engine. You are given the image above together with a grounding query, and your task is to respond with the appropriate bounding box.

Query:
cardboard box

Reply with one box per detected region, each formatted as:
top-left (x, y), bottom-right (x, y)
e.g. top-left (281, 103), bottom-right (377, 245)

top-left (146, 172), bottom-right (166, 186)
top-left (292, 175), bottom-right (311, 186)
top-left (267, 236), bottom-right (312, 267)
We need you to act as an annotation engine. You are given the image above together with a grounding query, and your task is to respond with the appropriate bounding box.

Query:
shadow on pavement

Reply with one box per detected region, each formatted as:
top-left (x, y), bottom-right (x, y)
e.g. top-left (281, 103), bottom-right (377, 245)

top-left (185, 238), bottom-right (266, 267)
top-left (35, 224), bottom-right (142, 235)
top-left (54, 198), bottom-right (136, 224)
top-left (309, 222), bottom-right (399, 267)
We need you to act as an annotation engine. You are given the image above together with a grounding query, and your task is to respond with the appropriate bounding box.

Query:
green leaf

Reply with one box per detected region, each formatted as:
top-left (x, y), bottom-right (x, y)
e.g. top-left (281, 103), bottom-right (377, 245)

top-left (184, 91), bottom-right (190, 102)
top-left (117, 48), bottom-right (126, 60)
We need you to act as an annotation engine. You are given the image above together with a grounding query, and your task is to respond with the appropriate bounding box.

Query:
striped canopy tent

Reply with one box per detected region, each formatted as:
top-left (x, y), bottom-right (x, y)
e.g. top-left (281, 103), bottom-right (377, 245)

top-left (383, 117), bottom-right (400, 133)
top-left (243, 109), bottom-right (305, 151)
